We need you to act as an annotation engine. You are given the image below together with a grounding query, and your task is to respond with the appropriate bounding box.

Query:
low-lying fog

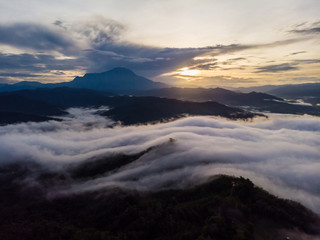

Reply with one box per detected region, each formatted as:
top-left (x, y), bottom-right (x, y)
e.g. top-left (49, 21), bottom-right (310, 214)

top-left (0, 108), bottom-right (319, 213)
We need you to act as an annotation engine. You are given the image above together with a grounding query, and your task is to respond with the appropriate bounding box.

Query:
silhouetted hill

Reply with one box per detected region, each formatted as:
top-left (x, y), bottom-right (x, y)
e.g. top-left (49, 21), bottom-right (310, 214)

top-left (14, 81), bottom-right (45, 87)
top-left (0, 112), bottom-right (59, 125)
top-left (267, 83), bottom-right (320, 106)
top-left (0, 87), bottom-right (117, 108)
top-left (103, 97), bottom-right (258, 125)
top-left (234, 83), bottom-right (320, 106)
top-left (0, 158), bottom-right (319, 240)
top-left (135, 87), bottom-right (281, 104)
top-left (0, 88), bottom-right (156, 109)
top-left (135, 87), bottom-right (320, 116)
top-left (268, 83), bottom-right (320, 97)
top-left (0, 94), bottom-right (65, 116)
top-left (0, 81), bottom-right (46, 92)
top-left (0, 94), bottom-right (65, 124)
top-left (232, 85), bottom-right (280, 93)
top-left (235, 83), bottom-right (320, 97)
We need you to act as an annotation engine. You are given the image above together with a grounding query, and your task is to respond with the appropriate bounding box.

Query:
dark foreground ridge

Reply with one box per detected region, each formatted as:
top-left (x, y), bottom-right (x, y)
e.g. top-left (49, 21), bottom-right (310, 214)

top-left (103, 97), bottom-right (259, 125)
top-left (0, 160), bottom-right (319, 240)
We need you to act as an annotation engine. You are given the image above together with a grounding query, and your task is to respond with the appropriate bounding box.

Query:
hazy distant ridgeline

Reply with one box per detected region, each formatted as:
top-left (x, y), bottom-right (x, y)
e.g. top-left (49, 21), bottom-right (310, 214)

top-left (234, 83), bottom-right (320, 98)
top-left (234, 83), bottom-right (320, 106)
top-left (135, 87), bottom-right (320, 115)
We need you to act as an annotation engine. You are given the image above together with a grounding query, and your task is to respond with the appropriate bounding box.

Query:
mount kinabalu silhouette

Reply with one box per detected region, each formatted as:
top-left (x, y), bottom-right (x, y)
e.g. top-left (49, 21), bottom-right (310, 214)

top-left (0, 68), bottom-right (168, 92)
top-left (67, 67), bottom-right (168, 91)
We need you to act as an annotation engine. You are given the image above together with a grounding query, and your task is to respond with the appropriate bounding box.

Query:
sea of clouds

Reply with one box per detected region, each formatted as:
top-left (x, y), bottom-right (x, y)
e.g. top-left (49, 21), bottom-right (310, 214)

top-left (0, 108), bottom-right (319, 213)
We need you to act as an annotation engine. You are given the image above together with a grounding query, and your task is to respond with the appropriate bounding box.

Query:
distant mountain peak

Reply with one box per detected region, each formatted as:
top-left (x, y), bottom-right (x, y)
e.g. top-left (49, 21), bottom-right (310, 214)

top-left (68, 67), bottom-right (168, 92)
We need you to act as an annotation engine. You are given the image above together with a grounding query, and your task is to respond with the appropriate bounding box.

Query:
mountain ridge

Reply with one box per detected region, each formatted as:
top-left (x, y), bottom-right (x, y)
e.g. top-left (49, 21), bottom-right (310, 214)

top-left (0, 87), bottom-right (259, 125)
top-left (133, 87), bottom-right (320, 115)
top-left (0, 67), bottom-right (168, 92)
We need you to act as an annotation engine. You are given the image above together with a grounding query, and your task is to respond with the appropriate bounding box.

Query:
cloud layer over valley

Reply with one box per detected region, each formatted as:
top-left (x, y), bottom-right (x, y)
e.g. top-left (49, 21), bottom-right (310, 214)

top-left (0, 110), bottom-right (319, 213)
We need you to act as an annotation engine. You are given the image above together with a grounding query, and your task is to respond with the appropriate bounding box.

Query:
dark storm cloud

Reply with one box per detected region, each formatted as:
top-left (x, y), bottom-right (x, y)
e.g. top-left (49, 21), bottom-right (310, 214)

top-left (68, 16), bottom-right (254, 75)
top-left (0, 42), bottom-right (246, 81)
top-left (0, 52), bottom-right (87, 73)
top-left (0, 19), bottom-right (254, 80)
top-left (255, 63), bottom-right (298, 73)
top-left (83, 44), bottom-right (253, 77)
top-left (82, 46), bottom-right (210, 76)
top-left (0, 23), bottom-right (76, 53)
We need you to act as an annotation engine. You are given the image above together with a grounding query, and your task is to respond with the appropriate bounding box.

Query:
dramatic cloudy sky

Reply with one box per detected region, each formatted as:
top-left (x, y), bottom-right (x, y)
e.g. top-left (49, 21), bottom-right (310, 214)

top-left (0, 0), bottom-right (319, 87)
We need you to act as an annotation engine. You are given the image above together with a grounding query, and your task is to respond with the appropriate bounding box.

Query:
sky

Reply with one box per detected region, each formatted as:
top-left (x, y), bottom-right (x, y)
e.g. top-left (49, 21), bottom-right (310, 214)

top-left (0, 0), bottom-right (319, 87)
